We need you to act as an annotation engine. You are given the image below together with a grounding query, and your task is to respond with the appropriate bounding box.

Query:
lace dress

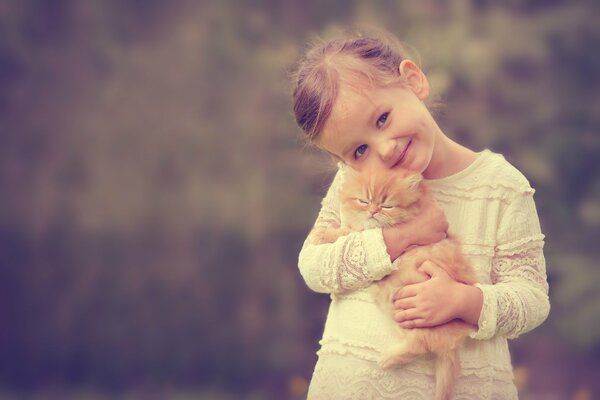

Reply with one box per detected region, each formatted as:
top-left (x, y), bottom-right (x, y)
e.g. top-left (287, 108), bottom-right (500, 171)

top-left (298, 150), bottom-right (550, 400)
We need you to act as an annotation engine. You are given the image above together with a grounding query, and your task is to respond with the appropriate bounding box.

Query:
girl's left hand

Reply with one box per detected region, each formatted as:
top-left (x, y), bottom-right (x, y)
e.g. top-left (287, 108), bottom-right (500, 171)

top-left (392, 260), bottom-right (461, 328)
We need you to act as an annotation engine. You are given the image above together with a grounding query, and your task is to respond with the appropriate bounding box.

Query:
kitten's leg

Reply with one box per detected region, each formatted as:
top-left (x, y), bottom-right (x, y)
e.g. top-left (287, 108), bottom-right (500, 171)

top-left (427, 322), bottom-right (473, 400)
top-left (428, 321), bottom-right (473, 354)
top-left (428, 239), bottom-right (479, 285)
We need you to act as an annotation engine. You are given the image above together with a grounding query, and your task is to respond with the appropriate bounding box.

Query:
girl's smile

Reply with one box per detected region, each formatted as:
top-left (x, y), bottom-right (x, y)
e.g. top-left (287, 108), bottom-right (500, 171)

top-left (392, 138), bottom-right (413, 169)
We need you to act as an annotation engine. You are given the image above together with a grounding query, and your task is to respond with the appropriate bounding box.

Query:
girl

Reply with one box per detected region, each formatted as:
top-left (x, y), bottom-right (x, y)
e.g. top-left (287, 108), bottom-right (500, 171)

top-left (292, 32), bottom-right (550, 399)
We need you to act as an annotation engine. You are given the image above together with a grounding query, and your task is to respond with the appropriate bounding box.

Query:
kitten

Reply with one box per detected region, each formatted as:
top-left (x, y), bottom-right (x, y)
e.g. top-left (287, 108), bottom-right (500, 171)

top-left (310, 166), bottom-right (478, 400)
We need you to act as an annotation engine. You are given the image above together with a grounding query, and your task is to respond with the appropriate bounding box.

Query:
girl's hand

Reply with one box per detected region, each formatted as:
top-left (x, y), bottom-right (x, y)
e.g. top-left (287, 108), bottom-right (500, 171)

top-left (382, 200), bottom-right (448, 260)
top-left (391, 260), bottom-right (462, 328)
top-left (409, 200), bottom-right (449, 246)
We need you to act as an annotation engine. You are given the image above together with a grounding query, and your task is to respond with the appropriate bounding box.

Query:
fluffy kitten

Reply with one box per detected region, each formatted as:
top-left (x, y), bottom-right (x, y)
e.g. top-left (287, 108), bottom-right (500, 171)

top-left (310, 167), bottom-right (478, 400)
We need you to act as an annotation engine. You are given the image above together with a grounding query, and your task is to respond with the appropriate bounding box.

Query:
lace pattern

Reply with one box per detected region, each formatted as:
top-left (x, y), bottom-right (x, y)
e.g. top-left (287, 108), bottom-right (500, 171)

top-left (472, 245), bottom-right (549, 340)
top-left (472, 189), bottom-right (550, 340)
top-left (307, 353), bottom-right (518, 400)
top-left (490, 248), bottom-right (549, 339)
top-left (319, 232), bottom-right (371, 292)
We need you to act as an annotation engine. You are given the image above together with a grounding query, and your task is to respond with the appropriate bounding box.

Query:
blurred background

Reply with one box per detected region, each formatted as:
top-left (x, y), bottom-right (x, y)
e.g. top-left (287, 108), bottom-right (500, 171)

top-left (0, 0), bottom-right (599, 399)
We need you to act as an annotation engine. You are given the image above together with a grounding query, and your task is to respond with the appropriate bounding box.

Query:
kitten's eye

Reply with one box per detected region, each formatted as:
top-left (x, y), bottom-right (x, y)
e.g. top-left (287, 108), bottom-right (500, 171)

top-left (376, 112), bottom-right (389, 129)
top-left (380, 204), bottom-right (394, 209)
top-left (354, 144), bottom-right (368, 159)
top-left (357, 199), bottom-right (368, 205)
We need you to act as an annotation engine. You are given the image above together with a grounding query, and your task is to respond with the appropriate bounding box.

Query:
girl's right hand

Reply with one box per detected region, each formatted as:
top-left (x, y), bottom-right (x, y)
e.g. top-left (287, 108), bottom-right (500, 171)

top-left (382, 200), bottom-right (448, 261)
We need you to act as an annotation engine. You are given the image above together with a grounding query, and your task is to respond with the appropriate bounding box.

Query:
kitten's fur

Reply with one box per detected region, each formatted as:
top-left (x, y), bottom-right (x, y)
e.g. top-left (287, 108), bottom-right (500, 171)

top-left (310, 167), bottom-right (478, 400)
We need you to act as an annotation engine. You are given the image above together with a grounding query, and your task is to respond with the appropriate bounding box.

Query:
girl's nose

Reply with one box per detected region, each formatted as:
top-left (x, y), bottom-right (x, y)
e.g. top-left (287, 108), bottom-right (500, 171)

top-left (378, 139), bottom-right (397, 163)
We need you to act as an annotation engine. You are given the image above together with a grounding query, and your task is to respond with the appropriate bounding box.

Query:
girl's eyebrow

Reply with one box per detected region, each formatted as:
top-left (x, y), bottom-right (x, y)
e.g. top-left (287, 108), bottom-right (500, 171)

top-left (369, 104), bottom-right (384, 126)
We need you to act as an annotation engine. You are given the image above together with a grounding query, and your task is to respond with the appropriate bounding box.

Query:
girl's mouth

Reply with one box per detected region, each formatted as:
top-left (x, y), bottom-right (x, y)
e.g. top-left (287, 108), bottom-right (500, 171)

top-left (393, 139), bottom-right (412, 168)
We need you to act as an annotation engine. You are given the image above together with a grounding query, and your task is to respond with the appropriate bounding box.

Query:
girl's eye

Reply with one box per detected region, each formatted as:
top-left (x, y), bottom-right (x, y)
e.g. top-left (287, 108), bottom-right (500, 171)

top-left (354, 144), bottom-right (368, 159)
top-left (376, 112), bottom-right (389, 128)
top-left (357, 199), bottom-right (368, 205)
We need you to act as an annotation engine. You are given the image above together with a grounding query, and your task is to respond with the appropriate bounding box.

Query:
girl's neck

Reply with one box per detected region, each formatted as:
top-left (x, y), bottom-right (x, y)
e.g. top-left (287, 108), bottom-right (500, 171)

top-left (423, 131), bottom-right (477, 180)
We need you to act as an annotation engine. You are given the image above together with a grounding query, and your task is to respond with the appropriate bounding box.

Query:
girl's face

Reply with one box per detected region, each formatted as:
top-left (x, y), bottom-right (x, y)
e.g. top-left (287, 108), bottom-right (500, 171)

top-left (316, 79), bottom-right (439, 175)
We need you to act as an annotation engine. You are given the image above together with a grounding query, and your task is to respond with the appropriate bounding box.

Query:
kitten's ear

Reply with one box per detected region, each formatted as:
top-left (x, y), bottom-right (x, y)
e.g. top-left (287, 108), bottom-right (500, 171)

top-left (407, 173), bottom-right (423, 189)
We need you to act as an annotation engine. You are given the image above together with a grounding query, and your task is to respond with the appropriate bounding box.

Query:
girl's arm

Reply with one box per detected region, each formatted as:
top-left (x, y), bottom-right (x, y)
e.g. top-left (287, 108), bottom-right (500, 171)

top-left (298, 166), bottom-right (448, 294)
top-left (470, 189), bottom-right (550, 340)
top-left (298, 166), bottom-right (394, 294)
top-left (393, 186), bottom-right (549, 337)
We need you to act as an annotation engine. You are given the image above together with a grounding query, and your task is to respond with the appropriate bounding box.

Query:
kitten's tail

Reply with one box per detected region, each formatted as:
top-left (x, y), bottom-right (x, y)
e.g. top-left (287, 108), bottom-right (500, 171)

top-left (434, 349), bottom-right (460, 400)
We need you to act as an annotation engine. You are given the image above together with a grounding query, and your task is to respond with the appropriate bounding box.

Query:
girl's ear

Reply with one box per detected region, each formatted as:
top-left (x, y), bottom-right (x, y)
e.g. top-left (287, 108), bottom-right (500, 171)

top-left (399, 59), bottom-right (430, 101)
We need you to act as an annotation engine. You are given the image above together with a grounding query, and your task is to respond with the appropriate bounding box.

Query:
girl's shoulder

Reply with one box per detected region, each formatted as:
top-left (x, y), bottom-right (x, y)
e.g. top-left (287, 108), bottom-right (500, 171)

top-left (474, 150), bottom-right (534, 195)
top-left (426, 150), bottom-right (535, 200)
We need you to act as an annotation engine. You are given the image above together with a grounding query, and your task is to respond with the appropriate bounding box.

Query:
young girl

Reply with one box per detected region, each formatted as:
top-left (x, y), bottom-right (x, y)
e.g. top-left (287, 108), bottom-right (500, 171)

top-left (292, 33), bottom-right (550, 399)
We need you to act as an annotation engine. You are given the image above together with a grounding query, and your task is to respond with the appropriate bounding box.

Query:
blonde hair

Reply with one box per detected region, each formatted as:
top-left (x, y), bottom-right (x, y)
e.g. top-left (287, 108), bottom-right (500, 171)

top-left (292, 31), bottom-right (409, 142)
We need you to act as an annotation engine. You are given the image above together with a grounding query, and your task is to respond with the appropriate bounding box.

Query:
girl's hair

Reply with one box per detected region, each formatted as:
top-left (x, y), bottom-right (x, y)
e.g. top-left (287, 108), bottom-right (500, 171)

top-left (292, 31), bottom-right (409, 143)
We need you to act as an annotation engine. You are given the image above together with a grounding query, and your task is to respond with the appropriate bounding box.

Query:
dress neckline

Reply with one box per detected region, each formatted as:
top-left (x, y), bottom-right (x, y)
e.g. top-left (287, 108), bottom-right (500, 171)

top-left (424, 149), bottom-right (492, 186)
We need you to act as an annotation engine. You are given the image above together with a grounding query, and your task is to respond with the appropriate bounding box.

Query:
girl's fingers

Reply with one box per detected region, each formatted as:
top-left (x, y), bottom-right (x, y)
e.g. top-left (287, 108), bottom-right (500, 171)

top-left (393, 308), bottom-right (420, 323)
top-left (393, 298), bottom-right (415, 310)
top-left (398, 318), bottom-right (427, 329)
top-left (418, 259), bottom-right (449, 279)
top-left (417, 260), bottom-right (437, 276)
top-left (392, 285), bottom-right (418, 301)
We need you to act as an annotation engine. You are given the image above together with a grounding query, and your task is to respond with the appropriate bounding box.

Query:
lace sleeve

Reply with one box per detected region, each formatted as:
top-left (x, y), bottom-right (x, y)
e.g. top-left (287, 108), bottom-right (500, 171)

top-left (298, 166), bottom-right (395, 294)
top-left (471, 191), bottom-right (550, 340)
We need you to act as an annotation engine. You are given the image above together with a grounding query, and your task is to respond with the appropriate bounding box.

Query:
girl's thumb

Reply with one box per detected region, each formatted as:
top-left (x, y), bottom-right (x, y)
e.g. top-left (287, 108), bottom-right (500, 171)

top-left (418, 261), bottom-right (437, 277)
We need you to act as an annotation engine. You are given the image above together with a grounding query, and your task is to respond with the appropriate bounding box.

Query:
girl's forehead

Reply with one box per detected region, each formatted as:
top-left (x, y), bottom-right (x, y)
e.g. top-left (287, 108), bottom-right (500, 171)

top-left (316, 84), bottom-right (382, 156)
top-left (323, 86), bottom-right (377, 136)
top-left (333, 85), bottom-right (378, 121)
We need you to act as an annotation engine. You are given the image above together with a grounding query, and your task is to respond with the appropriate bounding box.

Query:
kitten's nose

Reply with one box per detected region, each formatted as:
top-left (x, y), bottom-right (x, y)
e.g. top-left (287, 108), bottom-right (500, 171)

top-left (368, 205), bottom-right (380, 216)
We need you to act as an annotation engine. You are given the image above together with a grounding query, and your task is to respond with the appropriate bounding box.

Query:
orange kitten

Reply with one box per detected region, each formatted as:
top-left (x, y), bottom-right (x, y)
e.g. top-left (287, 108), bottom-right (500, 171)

top-left (311, 166), bottom-right (478, 400)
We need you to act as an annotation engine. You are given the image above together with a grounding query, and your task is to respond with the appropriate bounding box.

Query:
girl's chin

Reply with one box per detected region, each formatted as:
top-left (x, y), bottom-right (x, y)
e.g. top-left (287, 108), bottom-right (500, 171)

top-left (404, 154), bottom-right (427, 174)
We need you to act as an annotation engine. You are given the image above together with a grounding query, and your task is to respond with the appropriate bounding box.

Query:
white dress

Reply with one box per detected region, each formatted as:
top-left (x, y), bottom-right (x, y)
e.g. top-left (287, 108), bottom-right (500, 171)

top-left (298, 150), bottom-right (550, 400)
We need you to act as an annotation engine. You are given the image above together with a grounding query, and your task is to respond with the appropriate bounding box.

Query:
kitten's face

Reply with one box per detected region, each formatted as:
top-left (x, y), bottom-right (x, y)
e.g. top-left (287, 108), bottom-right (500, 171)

top-left (340, 167), bottom-right (422, 229)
